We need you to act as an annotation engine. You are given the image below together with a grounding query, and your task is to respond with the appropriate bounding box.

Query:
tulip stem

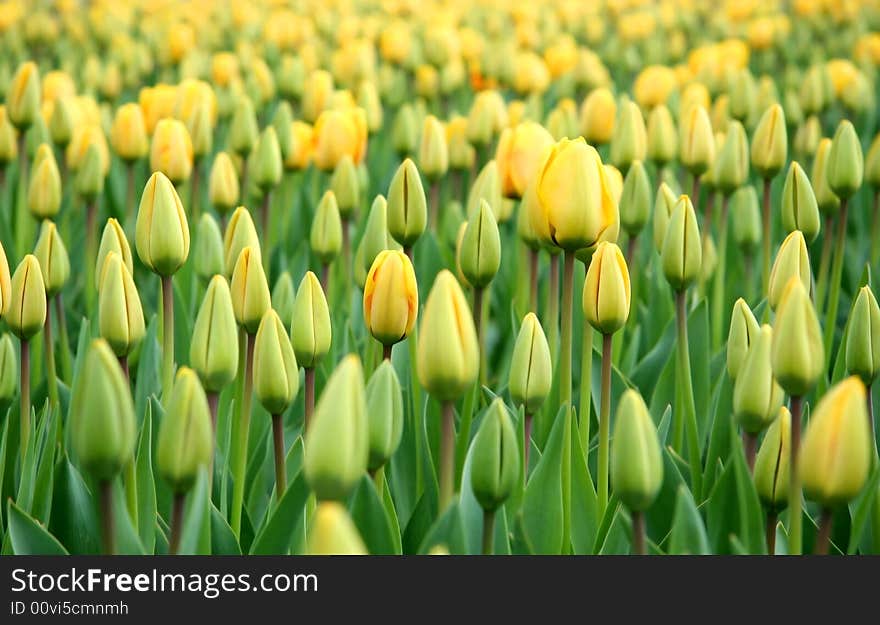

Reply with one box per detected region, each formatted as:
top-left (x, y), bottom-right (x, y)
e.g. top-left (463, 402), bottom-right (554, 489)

top-left (578, 325), bottom-right (593, 462)
top-left (168, 493), bottom-right (185, 555)
top-left (631, 510), bottom-right (646, 555)
top-left (815, 508), bottom-right (833, 555)
top-left (766, 511), bottom-right (777, 555)
top-left (86, 200), bottom-right (98, 315)
top-left (559, 252), bottom-right (575, 409)
top-left (691, 174), bottom-right (701, 218)
top-left (473, 286), bottom-right (486, 386)
top-left (304, 367), bottom-right (315, 431)
top-left (815, 215), bottom-right (834, 313)
top-left (383, 344), bottom-right (392, 361)
top-left (54, 294), bottom-right (72, 382)
top-left (868, 387), bottom-right (878, 462)
top-left (823, 198), bottom-right (849, 368)
top-left (230, 333), bottom-right (255, 538)
top-left (743, 431), bottom-right (757, 473)
top-left (19, 338), bottom-right (30, 462)
top-left (320, 263), bottom-right (330, 296)
top-left (43, 296), bottom-right (58, 407)
top-left (871, 189), bottom-right (880, 267)
top-left (440, 401), bottom-right (455, 511)
top-left (261, 190), bottom-right (272, 255)
top-left (190, 160), bottom-right (201, 224)
top-left (207, 391), bottom-right (218, 494)
top-left (711, 195), bottom-right (730, 350)
top-left (674, 290), bottom-right (702, 499)
top-left (342, 217), bottom-right (351, 303)
top-left (523, 411), bottom-right (533, 485)
top-left (597, 333), bottom-right (613, 520)
top-left (161, 275), bottom-right (175, 401)
top-left (788, 394), bottom-right (803, 555)
top-left (481, 509), bottom-right (495, 555)
top-left (546, 253), bottom-right (559, 366)
top-left (126, 161), bottom-right (136, 227)
top-left (528, 248), bottom-right (539, 313)
top-left (272, 414), bottom-right (286, 500)
top-left (761, 177), bottom-right (772, 295)
top-left (99, 480), bottom-right (115, 555)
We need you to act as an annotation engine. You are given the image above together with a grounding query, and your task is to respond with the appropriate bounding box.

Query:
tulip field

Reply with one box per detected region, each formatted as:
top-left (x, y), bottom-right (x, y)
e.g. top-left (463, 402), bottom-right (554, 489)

top-left (2, 1), bottom-right (880, 557)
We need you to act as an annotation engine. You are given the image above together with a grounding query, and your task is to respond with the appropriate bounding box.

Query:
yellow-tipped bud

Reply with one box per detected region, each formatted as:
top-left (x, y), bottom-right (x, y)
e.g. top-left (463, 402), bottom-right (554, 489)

top-left (28, 144), bottom-right (61, 219)
top-left (0, 240), bottom-right (9, 318)
top-left (150, 118), bottom-right (193, 184)
top-left (193, 213), bottom-right (225, 281)
top-left (679, 105), bottom-right (715, 176)
top-left (386, 158), bottom-right (427, 248)
top-left (771, 278), bottom-right (824, 397)
top-left (495, 122), bottom-right (554, 200)
top-left (750, 104), bottom-right (787, 179)
top-left (291, 271), bottom-right (331, 369)
top-left (253, 126), bottom-right (282, 191)
top-left (98, 252), bottom-right (145, 358)
top-left (754, 407), bottom-right (791, 509)
top-left (0, 334), bottom-right (16, 400)
top-left (460, 199), bottom-right (501, 288)
top-left (509, 312), bottom-right (552, 414)
top-left (223, 206), bottom-right (260, 277)
top-left (330, 155), bottom-right (360, 219)
top-left (652, 182), bottom-right (678, 252)
top-left (253, 309), bottom-right (299, 415)
top-left (768, 230), bottom-right (811, 311)
top-left (827, 120), bottom-right (864, 200)
top-left (734, 325), bottom-right (785, 433)
top-left (419, 114), bottom-right (448, 180)
top-left (157, 367), bottom-right (213, 493)
top-left (611, 389), bottom-right (663, 512)
top-left (780, 162), bottom-right (820, 243)
top-left (579, 87), bottom-right (616, 145)
top-left (661, 195), bottom-right (702, 292)
top-left (33, 220), bottom-right (69, 298)
top-left (727, 298), bottom-right (760, 381)
top-left (307, 502), bottom-right (367, 555)
top-left (110, 103), bottom-right (149, 162)
top-left (363, 250), bottom-right (418, 346)
top-left (620, 160), bottom-right (651, 235)
top-left (583, 241), bottom-right (631, 335)
top-left (713, 121), bottom-right (749, 195)
top-left (7, 61), bottom-right (40, 129)
top-left (610, 100), bottom-right (646, 172)
top-left (230, 246), bottom-right (270, 335)
top-left (135, 171), bottom-right (190, 276)
top-left (846, 286), bottom-right (880, 385)
top-left (95, 218), bottom-right (133, 290)
top-left (7, 255), bottom-right (46, 340)
top-left (310, 190), bottom-right (343, 265)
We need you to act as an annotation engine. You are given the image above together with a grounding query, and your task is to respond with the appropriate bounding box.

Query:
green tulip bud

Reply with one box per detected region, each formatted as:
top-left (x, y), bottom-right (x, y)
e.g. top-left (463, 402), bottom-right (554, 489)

top-left (768, 230), bottom-right (811, 311)
top-left (0, 334), bottom-right (16, 400)
top-left (419, 114), bottom-right (449, 179)
top-left (209, 152), bottom-right (240, 216)
top-left (827, 120), bottom-right (863, 200)
top-left (228, 95), bottom-right (258, 156)
top-left (25, 114), bottom-right (49, 158)
top-left (754, 406), bottom-right (791, 510)
top-left (812, 138), bottom-right (841, 215)
top-left (728, 68), bottom-right (756, 122)
top-left (33, 220), bottom-right (69, 297)
top-left (801, 377), bottom-right (872, 507)
top-left (387, 158), bottom-right (427, 248)
top-left (186, 101), bottom-right (213, 159)
top-left (518, 190), bottom-right (541, 251)
top-left (794, 115), bottom-right (821, 159)
top-left (310, 190), bottom-right (343, 265)
top-left (253, 309), bottom-right (299, 415)
top-left (611, 389), bottom-right (663, 512)
top-left (610, 100), bottom-right (646, 172)
top-left (190, 275), bottom-right (239, 392)
top-left (305, 354), bottom-right (368, 501)
top-left (223, 206), bottom-right (261, 277)
top-left (135, 171), bottom-right (190, 276)
top-left (307, 502), bottom-right (368, 555)
top-left (465, 160), bottom-right (503, 222)
top-left (97, 251), bottom-right (145, 358)
top-left (49, 96), bottom-right (75, 147)
top-left (727, 298), bottom-right (760, 381)
top-left (28, 144), bottom-right (61, 219)
top-left (230, 246), bottom-right (270, 334)
top-left (271, 271), bottom-right (296, 324)
top-left (356, 195), bottom-right (398, 289)
top-left (713, 121), bottom-right (749, 195)
top-left (771, 278), bottom-right (824, 396)
top-left (620, 160), bottom-right (651, 235)
top-left (365, 360), bottom-right (404, 472)
top-left (700, 234), bottom-right (718, 284)
top-left (0, 239), bottom-right (10, 318)
top-left (780, 162), bottom-right (820, 244)
top-left (750, 104), bottom-right (787, 179)
top-left (661, 195), bottom-right (702, 292)
top-left (846, 286), bottom-right (880, 385)
top-left (730, 185), bottom-right (761, 253)
top-left (194, 213), bottom-right (225, 281)
top-left (271, 101), bottom-right (294, 165)
top-left (470, 398), bottom-right (520, 512)
top-left (583, 241), bottom-right (631, 335)
top-left (799, 65), bottom-right (826, 116)
top-left (391, 104), bottom-right (418, 156)
top-left (783, 89), bottom-right (804, 131)
top-left (328, 155), bottom-right (360, 220)
top-left (459, 199), bottom-right (501, 289)
top-left (157, 367), bottom-right (213, 493)
top-left (291, 271), bottom-right (332, 369)
top-left (6, 61), bottom-right (40, 129)
top-left (509, 312), bottom-right (552, 414)
top-left (70, 339), bottom-right (136, 481)
top-left (679, 105), bottom-right (714, 176)
top-left (646, 104), bottom-right (677, 166)
top-left (75, 143), bottom-right (105, 200)
top-left (95, 218), bottom-right (133, 289)
top-left (7, 254), bottom-right (46, 340)
top-left (252, 126), bottom-right (282, 192)
top-left (652, 182), bottom-right (678, 252)
top-left (733, 324), bottom-right (785, 434)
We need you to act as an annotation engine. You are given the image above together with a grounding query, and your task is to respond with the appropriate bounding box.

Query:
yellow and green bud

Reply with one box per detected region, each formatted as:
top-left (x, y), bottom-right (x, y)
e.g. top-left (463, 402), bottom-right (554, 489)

top-left (194, 213), bottom-right (225, 281)
top-left (391, 104), bottom-right (418, 156)
top-left (307, 502), bottom-right (367, 555)
top-left (363, 250), bottom-right (418, 346)
top-left (826, 120), bottom-right (863, 200)
top-left (291, 271), bottom-right (332, 369)
top-left (7, 254), bottom-right (46, 340)
top-left (609, 100), bottom-right (646, 173)
top-left (150, 118), bottom-right (193, 184)
top-left (253, 126), bottom-right (282, 191)
top-left (190, 275), bottom-right (238, 393)
top-left (771, 278), bottom-right (824, 397)
top-left (33, 220), bottom-right (69, 297)
top-left (230, 246), bottom-right (270, 335)
top-left (419, 115), bottom-right (448, 180)
top-left (728, 68), bottom-right (756, 122)
top-left (733, 324), bottom-right (785, 434)
top-left (465, 160), bottom-right (503, 222)
top-left (228, 96), bottom-right (258, 156)
top-left (310, 190), bottom-right (343, 265)
top-left (713, 121), bottom-right (749, 195)
top-left (0, 107), bottom-right (17, 164)
top-left (731, 185), bottom-right (762, 253)
top-left (495, 122), bottom-right (555, 200)
top-left (754, 406), bottom-right (791, 510)
top-left (583, 241), bottom-right (631, 335)
top-left (272, 272), bottom-right (296, 324)
top-left (97, 252), bottom-right (145, 358)
top-left (75, 143), bottom-right (105, 200)
top-left (727, 298), bottom-right (760, 381)
top-left (330, 155), bottom-right (360, 219)
top-left (28, 144), bottom-right (61, 219)
top-left (253, 309), bottom-right (299, 415)
top-left (49, 97), bottom-right (74, 147)
top-left (509, 312), bottom-right (552, 414)
top-left (209, 152), bottom-right (240, 216)
top-left (679, 105), bottom-right (715, 176)
top-left (768, 230), bottom-right (811, 311)
top-left (781, 162), bottom-right (820, 244)
top-left (794, 115), bottom-right (821, 159)
top-left (579, 87), bottom-right (616, 146)
top-left (0, 334), bottom-right (16, 400)
top-left (470, 398), bottom-right (520, 512)
top-left (661, 195), bottom-right (702, 292)
top-left (7, 61), bottom-right (40, 129)
top-left (611, 389), bottom-right (663, 512)
top-left (0, 240), bottom-right (9, 318)
top-left (646, 104), bottom-right (677, 166)
top-left (460, 199), bottom-right (501, 289)
top-left (620, 160), bottom-right (651, 235)
top-left (386, 158), bottom-right (427, 248)
top-left (223, 206), bottom-right (261, 277)
top-left (110, 103), bottom-right (148, 162)
top-left (812, 137), bottom-right (841, 215)
top-left (365, 360), bottom-right (404, 472)
top-left (652, 182), bottom-right (678, 252)
top-left (750, 104), bottom-right (787, 179)
top-left (356, 195), bottom-right (397, 289)
top-left (846, 286), bottom-right (880, 385)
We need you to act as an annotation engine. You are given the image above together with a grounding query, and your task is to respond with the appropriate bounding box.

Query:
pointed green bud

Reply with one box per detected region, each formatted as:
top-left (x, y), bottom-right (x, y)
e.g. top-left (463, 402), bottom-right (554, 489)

top-left (356, 195), bottom-right (398, 289)
top-left (330, 155), bottom-right (360, 219)
top-left (661, 195), bottom-right (702, 292)
top-left (157, 367), bottom-right (213, 493)
top-left (271, 271), bottom-right (296, 325)
top-left (750, 104), bottom-right (787, 179)
top-left (646, 104), bottom-right (677, 166)
top-left (230, 246), bottom-right (270, 334)
top-left (700, 234), bottom-right (718, 284)
top-left (0, 334), bottom-right (16, 400)
top-left (470, 398), bottom-right (520, 512)
top-left (465, 160), bottom-right (503, 223)
top-left (223, 206), bottom-right (261, 277)
top-left (652, 182), bottom-right (678, 252)
top-left (387, 158), bottom-right (427, 248)
top-left (459, 199), bottom-right (501, 288)
top-left (754, 406), bottom-right (791, 510)
top-left (95, 218), bottom-right (133, 289)
top-left (610, 100), bottom-right (646, 173)
top-left (727, 298), bottom-right (760, 381)
top-left (70, 339), bottom-right (136, 481)
top-left (194, 213), bottom-right (225, 281)
top-left (827, 120), bottom-right (863, 200)
top-left (253, 309), bottom-right (299, 415)
top-left (75, 143), bottom-right (105, 200)
top-left (365, 360), bottom-right (404, 472)
top-left (305, 355), bottom-right (368, 501)
top-left (583, 241), bottom-right (631, 335)
top-left (509, 312), bottom-right (552, 414)
top-left (846, 286), bottom-right (880, 385)
top-left (6, 61), bottom-right (40, 129)
top-left (728, 68), bottom-right (756, 122)
top-left (799, 65), bottom-right (826, 116)
top-left (733, 324), bottom-right (785, 433)
top-left (801, 377), bottom-right (872, 507)
top-left (783, 89), bottom-right (804, 131)
top-left (98, 252), bottom-right (145, 358)
top-left (135, 172), bottom-right (190, 276)
top-left (812, 137), bottom-right (840, 215)
top-left (209, 152), bottom-right (240, 215)
top-left (7, 254), bottom-right (46, 340)
top-left (253, 126), bottom-right (282, 191)
top-left (228, 95), bottom-right (258, 156)
top-left (419, 114), bottom-right (449, 180)
top-left (33, 220), bottom-right (69, 297)
top-left (310, 190), bottom-right (343, 264)
top-left (611, 389), bottom-right (663, 512)
top-left (28, 144), bottom-right (61, 219)
top-left (391, 104), bottom-right (418, 156)
top-left (0, 107), bottom-right (17, 164)
top-left (307, 502), bottom-right (368, 555)
top-left (49, 96), bottom-right (75, 147)
top-left (771, 278), bottom-right (824, 396)
top-left (271, 101), bottom-right (294, 165)
top-left (713, 121), bottom-right (749, 194)
top-left (185, 101), bottom-right (213, 159)
top-left (291, 271), bottom-right (331, 369)
top-left (780, 162), bottom-right (820, 244)
top-left (190, 275), bottom-right (238, 392)
top-left (768, 230), bottom-right (811, 311)
top-left (679, 105), bottom-right (714, 176)
top-left (794, 115), bottom-right (821, 159)
top-left (620, 160), bottom-right (651, 235)
top-left (0, 239), bottom-right (10, 318)
top-left (731, 185), bottom-right (762, 253)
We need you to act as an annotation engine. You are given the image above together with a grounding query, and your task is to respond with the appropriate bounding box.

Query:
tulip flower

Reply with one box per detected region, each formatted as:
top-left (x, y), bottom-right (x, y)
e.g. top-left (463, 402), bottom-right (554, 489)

top-left (0, 107), bottom-right (17, 167)
top-left (363, 250), bottom-right (418, 357)
top-left (845, 286), bottom-right (880, 450)
top-left (509, 312), bottom-right (552, 474)
top-left (387, 158), bottom-right (427, 256)
top-left (253, 126), bottom-right (283, 238)
top-left (228, 95), bottom-right (258, 159)
top-left (652, 182), bottom-right (678, 253)
top-left (579, 87), bottom-right (616, 146)
top-left (27, 144), bottom-right (60, 220)
top-left (307, 502), bottom-right (367, 555)
top-left (310, 190), bottom-right (343, 290)
top-left (391, 104), bottom-right (418, 158)
top-left (610, 100), bottom-right (646, 173)
top-left (312, 107), bottom-right (368, 172)
top-left (620, 160), bottom-right (651, 251)
top-left (646, 104), bottom-right (677, 172)
top-left (419, 114), bottom-right (448, 185)
top-left (95, 218), bottom-right (133, 289)
top-left (754, 406), bottom-right (791, 553)
top-left (98, 252), bottom-right (145, 363)
top-left (679, 104), bottom-right (715, 190)
top-left (193, 213), bottom-right (225, 281)
top-left (292, 270), bottom-right (332, 428)
top-left (366, 360), bottom-right (404, 473)
top-left (150, 118), bottom-right (193, 185)
top-left (0, 334), bottom-right (16, 402)
top-left (495, 122), bottom-right (554, 201)
top-left (223, 206), bottom-right (261, 278)
top-left (355, 195), bottom-right (398, 289)
top-left (780, 162), bottom-right (820, 244)
top-left (767, 230), bottom-right (811, 311)
top-left (726, 298), bottom-right (760, 381)
top-left (209, 152), bottom-right (240, 222)
top-left (466, 160), bottom-right (504, 223)
top-left (734, 324), bottom-right (784, 465)
top-left (7, 61), bottom-right (40, 130)
top-left (110, 103), bottom-right (149, 164)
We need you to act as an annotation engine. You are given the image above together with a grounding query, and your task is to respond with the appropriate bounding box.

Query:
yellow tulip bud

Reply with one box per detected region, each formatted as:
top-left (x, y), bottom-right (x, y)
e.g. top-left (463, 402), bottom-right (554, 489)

top-left (812, 138), bottom-right (840, 216)
top-left (771, 278), bottom-right (824, 397)
top-left (301, 70), bottom-right (334, 124)
top-left (794, 115), bottom-right (821, 160)
top-left (846, 286), bottom-right (880, 385)
top-left (7, 61), bottom-right (40, 129)
top-left (291, 271), bottom-right (331, 369)
top-left (827, 120), bottom-right (863, 200)
top-left (98, 252), bottom-right (145, 358)
top-left (307, 502), bottom-right (367, 555)
top-left (460, 199), bottom-right (501, 288)
top-left (208, 152), bottom-right (239, 216)
top-left (284, 121), bottom-right (314, 171)
top-left (330, 155), bottom-right (360, 219)
top-left (470, 398), bottom-right (520, 512)
top-left (228, 96), bottom-right (258, 156)
top-left (223, 206), bottom-right (261, 277)
top-left (446, 114), bottom-right (475, 171)
top-left (731, 185), bottom-right (762, 253)
top-left (363, 250), bottom-right (418, 346)
top-left (661, 195), bottom-right (702, 292)
top-left (157, 367), bottom-right (213, 493)
top-left (419, 115), bottom-right (448, 180)
top-left (312, 107), bottom-right (368, 172)
top-left (777, 162), bottom-right (820, 246)
top-left (727, 298), bottom-right (760, 381)
top-left (768, 230), bottom-right (811, 311)
top-left (509, 312), bottom-right (552, 414)
top-left (7, 255), bottom-right (46, 340)
top-left (728, 68), bottom-right (756, 122)
top-left (190, 275), bottom-right (239, 393)
top-left (310, 190), bottom-right (343, 265)
top-left (620, 160), bottom-right (651, 236)
top-left (253, 309), bottom-right (299, 415)
top-left (679, 105), bottom-right (715, 176)
top-left (135, 172), bottom-right (190, 276)
top-left (733, 325), bottom-right (785, 433)
top-left (0, 334), bottom-right (16, 400)
top-left (230, 246), bottom-right (270, 335)
top-left (75, 143), bottom-right (105, 200)
top-left (754, 406), bottom-right (791, 509)
top-left (193, 213), bottom-right (224, 281)
top-left (366, 360), bottom-right (404, 472)
top-left (185, 101), bottom-right (213, 159)
top-left (66, 124), bottom-right (110, 174)
top-left (417, 270), bottom-right (479, 401)
top-left (110, 103), bottom-right (148, 162)
top-left (0, 239), bottom-right (10, 318)
top-left (646, 104), bottom-right (677, 166)
top-left (386, 158), bottom-right (427, 248)
top-left (33, 220), bottom-right (69, 297)
top-left (750, 104), bottom-right (788, 179)
top-left (611, 389), bottom-right (663, 512)
top-left (610, 100), bottom-right (647, 172)
top-left (48, 96), bottom-right (74, 147)
top-left (583, 241), bottom-right (631, 335)
top-left (150, 118), bottom-right (193, 184)
top-left (391, 103), bottom-right (418, 157)
top-left (652, 182), bottom-right (678, 252)
top-left (495, 122), bottom-right (554, 200)
top-left (27, 143), bottom-right (61, 219)
top-left (713, 121), bottom-right (749, 195)
top-left (253, 126), bottom-right (282, 191)
top-left (0, 107), bottom-right (18, 164)
top-left (801, 377), bottom-right (872, 507)
top-left (579, 87), bottom-right (616, 145)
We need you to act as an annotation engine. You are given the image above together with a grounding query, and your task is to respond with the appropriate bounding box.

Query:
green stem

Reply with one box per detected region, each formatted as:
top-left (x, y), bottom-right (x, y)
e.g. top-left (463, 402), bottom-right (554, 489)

top-left (711, 195), bottom-right (730, 350)
top-left (474, 286), bottom-right (486, 386)
top-left (766, 511), bottom-right (778, 555)
top-left (54, 294), bottom-right (72, 382)
top-left (43, 296), bottom-right (58, 407)
top-left (815, 214), bottom-right (834, 314)
top-left (546, 253), bottom-right (559, 366)
top-left (578, 324), bottom-right (593, 459)
top-left (788, 395), bottom-right (803, 555)
top-left (19, 339), bottom-right (30, 463)
top-left (231, 332), bottom-right (255, 537)
top-left (761, 177), bottom-right (772, 295)
top-left (272, 414), bottom-right (286, 500)
top-left (440, 401), bottom-right (455, 511)
top-left (168, 493), bottom-right (185, 555)
top-left (675, 290), bottom-right (702, 499)
top-left (823, 198), bottom-right (848, 367)
top-left (85, 201), bottom-right (98, 316)
top-left (161, 275), bottom-right (175, 401)
top-left (207, 391), bottom-right (218, 495)
top-left (632, 510), bottom-right (646, 555)
top-left (481, 509), bottom-right (495, 555)
top-left (99, 480), bottom-right (115, 555)
top-left (124, 457), bottom-right (138, 531)
top-left (871, 190), bottom-right (880, 267)
top-left (559, 251), bottom-right (575, 409)
top-left (815, 508), bottom-right (832, 555)
top-left (597, 333), bottom-right (613, 520)
top-left (304, 367), bottom-right (315, 431)
top-left (528, 248), bottom-right (539, 314)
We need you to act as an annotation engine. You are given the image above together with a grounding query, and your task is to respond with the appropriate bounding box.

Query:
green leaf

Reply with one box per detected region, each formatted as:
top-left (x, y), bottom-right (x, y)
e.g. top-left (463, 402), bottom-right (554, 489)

top-left (597, 504), bottom-right (631, 554)
top-left (702, 374), bottom-right (734, 498)
top-left (50, 459), bottom-right (100, 554)
top-left (249, 472), bottom-right (310, 554)
top-left (645, 447), bottom-right (688, 548)
top-left (8, 499), bottom-right (68, 555)
top-left (519, 405), bottom-right (566, 554)
top-left (210, 504), bottom-right (241, 555)
top-left (111, 479), bottom-right (146, 555)
top-left (177, 471), bottom-right (210, 555)
top-left (348, 476), bottom-right (400, 555)
top-left (668, 485), bottom-right (710, 554)
top-left (136, 405), bottom-right (157, 553)
top-left (570, 428), bottom-right (598, 554)
top-left (417, 501), bottom-right (468, 554)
